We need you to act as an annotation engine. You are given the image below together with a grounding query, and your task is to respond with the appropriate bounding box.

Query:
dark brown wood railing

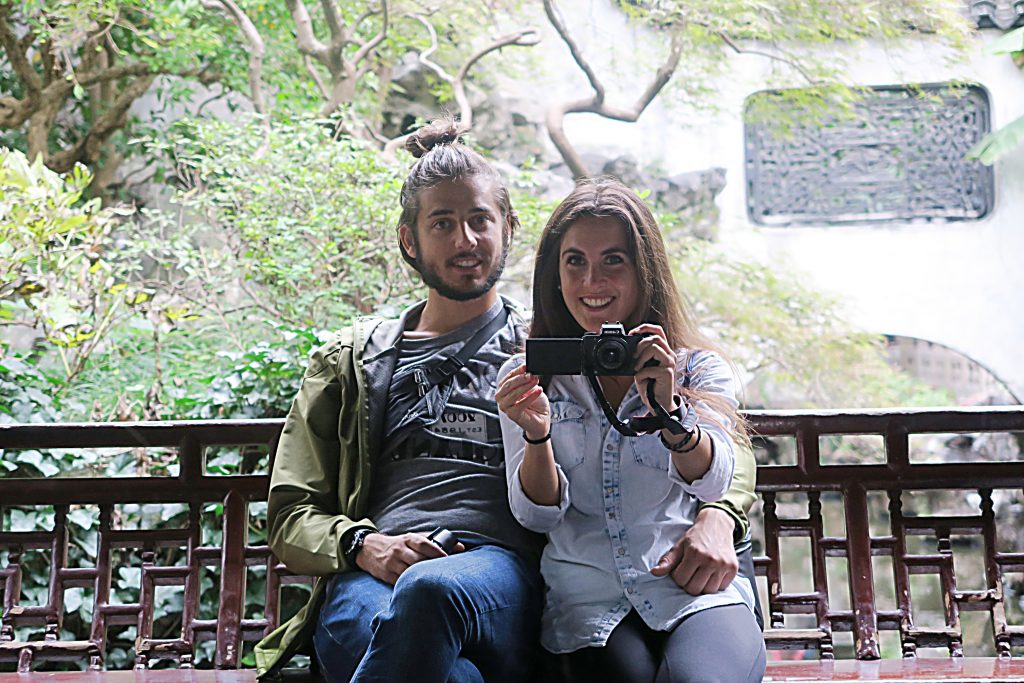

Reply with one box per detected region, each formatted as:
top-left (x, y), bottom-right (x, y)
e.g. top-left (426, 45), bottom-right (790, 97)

top-left (1, 408), bottom-right (1023, 674)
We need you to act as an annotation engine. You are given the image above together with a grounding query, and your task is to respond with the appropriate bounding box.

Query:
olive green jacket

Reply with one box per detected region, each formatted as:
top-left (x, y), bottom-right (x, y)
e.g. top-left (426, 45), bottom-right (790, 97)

top-left (253, 316), bottom-right (757, 678)
top-left (254, 317), bottom-right (382, 678)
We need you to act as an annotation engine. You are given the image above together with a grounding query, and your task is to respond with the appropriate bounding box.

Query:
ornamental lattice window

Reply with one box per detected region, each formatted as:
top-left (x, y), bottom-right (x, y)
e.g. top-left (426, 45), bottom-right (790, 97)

top-left (744, 84), bottom-right (994, 227)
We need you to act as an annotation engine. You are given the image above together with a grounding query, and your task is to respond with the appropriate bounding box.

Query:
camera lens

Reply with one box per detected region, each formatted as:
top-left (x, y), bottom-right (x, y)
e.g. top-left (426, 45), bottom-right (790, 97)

top-left (595, 339), bottom-right (627, 372)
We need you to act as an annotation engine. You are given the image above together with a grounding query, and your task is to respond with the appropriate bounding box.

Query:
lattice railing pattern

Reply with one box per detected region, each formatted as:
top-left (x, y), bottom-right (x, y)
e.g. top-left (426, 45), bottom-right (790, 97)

top-left (0, 422), bottom-right (310, 673)
top-left (2, 409), bottom-right (1023, 671)
top-left (750, 408), bottom-right (1024, 661)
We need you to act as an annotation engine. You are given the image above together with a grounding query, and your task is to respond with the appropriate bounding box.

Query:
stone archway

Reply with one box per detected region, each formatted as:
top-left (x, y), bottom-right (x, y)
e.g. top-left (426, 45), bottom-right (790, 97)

top-left (884, 334), bottom-right (1021, 406)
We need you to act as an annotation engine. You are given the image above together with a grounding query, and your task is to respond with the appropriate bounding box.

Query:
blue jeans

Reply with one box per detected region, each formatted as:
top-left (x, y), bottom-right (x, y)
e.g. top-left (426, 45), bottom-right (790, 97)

top-left (314, 545), bottom-right (543, 683)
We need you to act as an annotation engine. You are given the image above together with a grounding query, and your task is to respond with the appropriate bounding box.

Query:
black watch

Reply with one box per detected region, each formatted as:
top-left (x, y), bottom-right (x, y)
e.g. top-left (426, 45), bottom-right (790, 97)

top-left (343, 527), bottom-right (376, 567)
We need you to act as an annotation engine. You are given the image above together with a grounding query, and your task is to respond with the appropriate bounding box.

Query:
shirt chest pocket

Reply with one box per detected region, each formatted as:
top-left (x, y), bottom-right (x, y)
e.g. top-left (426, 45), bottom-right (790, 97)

top-left (629, 433), bottom-right (671, 471)
top-left (549, 399), bottom-right (587, 472)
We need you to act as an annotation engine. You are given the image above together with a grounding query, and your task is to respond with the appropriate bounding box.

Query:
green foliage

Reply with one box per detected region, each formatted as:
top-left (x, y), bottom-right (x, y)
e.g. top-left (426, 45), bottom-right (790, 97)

top-left (139, 113), bottom-right (416, 329)
top-left (0, 0), bottom-right (261, 182)
top-left (0, 148), bottom-right (139, 383)
top-left (667, 233), bottom-right (953, 409)
top-left (968, 113), bottom-right (1024, 166)
top-left (619, 0), bottom-right (972, 131)
top-left (0, 353), bottom-right (60, 426)
top-left (186, 324), bottom-right (328, 419)
top-left (967, 26), bottom-right (1024, 165)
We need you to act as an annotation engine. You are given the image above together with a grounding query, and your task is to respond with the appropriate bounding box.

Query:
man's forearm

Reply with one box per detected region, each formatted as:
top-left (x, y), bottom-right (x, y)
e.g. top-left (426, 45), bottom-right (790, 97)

top-left (699, 439), bottom-right (757, 541)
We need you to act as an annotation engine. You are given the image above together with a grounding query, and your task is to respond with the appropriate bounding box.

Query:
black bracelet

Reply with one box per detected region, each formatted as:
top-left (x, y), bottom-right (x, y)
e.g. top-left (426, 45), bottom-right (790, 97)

top-left (523, 430), bottom-right (551, 445)
top-left (676, 425), bottom-right (703, 454)
top-left (660, 429), bottom-right (693, 452)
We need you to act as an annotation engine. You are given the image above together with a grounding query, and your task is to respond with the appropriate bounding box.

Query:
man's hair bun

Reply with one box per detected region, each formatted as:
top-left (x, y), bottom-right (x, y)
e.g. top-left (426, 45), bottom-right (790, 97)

top-left (405, 118), bottom-right (468, 158)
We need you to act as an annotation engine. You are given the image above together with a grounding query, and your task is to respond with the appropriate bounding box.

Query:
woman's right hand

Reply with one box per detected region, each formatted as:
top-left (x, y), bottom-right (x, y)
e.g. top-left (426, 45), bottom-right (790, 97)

top-left (496, 364), bottom-right (551, 442)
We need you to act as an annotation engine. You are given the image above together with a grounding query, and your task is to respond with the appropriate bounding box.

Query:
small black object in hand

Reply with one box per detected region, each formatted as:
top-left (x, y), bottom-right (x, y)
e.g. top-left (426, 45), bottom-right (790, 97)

top-left (427, 527), bottom-right (460, 553)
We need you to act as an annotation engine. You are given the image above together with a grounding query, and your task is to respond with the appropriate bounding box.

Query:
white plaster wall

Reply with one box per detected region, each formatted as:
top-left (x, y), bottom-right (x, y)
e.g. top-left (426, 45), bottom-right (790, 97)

top-left (507, 0), bottom-right (1024, 402)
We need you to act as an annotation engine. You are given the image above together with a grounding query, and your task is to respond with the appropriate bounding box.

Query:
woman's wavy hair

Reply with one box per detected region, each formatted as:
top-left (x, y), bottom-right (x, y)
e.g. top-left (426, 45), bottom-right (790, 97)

top-left (530, 177), bottom-right (747, 441)
top-left (396, 117), bottom-right (519, 273)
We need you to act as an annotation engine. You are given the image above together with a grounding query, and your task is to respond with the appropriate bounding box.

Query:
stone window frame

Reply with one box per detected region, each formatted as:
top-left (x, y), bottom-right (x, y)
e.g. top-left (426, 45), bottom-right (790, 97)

top-left (744, 82), bottom-right (995, 227)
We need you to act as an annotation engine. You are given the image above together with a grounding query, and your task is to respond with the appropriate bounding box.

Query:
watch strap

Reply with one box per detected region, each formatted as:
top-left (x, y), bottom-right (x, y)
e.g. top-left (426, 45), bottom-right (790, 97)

top-left (342, 526), bottom-right (376, 567)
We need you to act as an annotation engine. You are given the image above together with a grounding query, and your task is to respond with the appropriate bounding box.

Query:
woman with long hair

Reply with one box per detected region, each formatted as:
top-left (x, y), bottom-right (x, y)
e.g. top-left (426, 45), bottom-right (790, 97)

top-left (496, 178), bottom-right (765, 682)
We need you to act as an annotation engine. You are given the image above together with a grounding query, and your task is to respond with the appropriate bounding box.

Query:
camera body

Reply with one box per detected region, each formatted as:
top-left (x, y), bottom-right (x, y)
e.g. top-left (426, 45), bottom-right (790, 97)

top-left (526, 323), bottom-right (647, 376)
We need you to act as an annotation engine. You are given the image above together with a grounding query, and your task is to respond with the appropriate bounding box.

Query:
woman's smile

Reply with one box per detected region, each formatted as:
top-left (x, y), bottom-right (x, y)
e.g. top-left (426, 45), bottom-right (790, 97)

top-left (559, 216), bottom-right (640, 332)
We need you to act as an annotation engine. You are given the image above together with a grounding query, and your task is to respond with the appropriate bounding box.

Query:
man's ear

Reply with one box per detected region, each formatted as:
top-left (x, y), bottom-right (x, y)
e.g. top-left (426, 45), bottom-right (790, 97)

top-left (504, 212), bottom-right (515, 244)
top-left (398, 223), bottom-right (417, 260)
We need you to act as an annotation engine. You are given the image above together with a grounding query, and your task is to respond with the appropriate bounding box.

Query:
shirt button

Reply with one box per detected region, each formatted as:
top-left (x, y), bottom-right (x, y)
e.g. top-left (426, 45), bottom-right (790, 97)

top-left (607, 511), bottom-right (615, 519)
top-left (617, 548), bottom-right (626, 556)
top-left (627, 587), bottom-right (636, 595)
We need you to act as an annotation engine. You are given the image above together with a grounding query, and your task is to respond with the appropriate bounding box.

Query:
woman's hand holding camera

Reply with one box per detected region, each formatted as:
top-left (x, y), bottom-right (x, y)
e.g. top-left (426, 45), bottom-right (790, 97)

top-left (496, 363), bottom-right (551, 442)
top-left (630, 323), bottom-right (680, 414)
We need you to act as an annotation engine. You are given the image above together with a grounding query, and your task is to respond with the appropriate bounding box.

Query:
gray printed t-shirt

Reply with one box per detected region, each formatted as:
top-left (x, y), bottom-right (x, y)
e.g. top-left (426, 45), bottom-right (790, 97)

top-left (364, 297), bottom-right (542, 558)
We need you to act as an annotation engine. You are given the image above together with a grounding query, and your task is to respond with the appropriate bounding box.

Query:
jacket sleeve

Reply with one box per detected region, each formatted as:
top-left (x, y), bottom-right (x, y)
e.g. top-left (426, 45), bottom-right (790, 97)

top-left (266, 334), bottom-right (374, 576)
top-left (698, 439), bottom-right (757, 542)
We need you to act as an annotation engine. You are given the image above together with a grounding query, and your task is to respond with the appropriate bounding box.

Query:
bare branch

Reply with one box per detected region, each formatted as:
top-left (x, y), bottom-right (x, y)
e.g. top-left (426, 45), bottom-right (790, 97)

top-left (304, 54), bottom-right (330, 99)
top-left (41, 37), bottom-right (58, 85)
top-left (454, 29), bottom-right (540, 128)
top-left (202, 0), bottom-right (268, 115)
top-left (197, 0), bottom-right (269, 157)
top-left (543, 0), bottom-right (682, 178)
top-left (711, 29), bottom-right (817, 84)
top-left (320, 0), bottom-right (346, 42)
top-left (352, 0), bottom-right (388, 66)
top-left (75, 61), bottom-right (152, 87)
top-left (48, 75), bottom-right (157, 172)
top-left (364, 122), bottom-right (390, 145)
top-left (0, 5), bottom-right (43, 92)
top-left (383, 25), bottom-right (539, 157)
top-left (0, 96), bottom-right (28, 128)
top-left (285, 0), bottom-right (329, 63)
top-left (80, 14), bottom-right (117, 75)
top-left (544, 0), bottom-right (603, 101)
top-left (351, 7), bottom-right (380, 36)
top-left (409, 13), bottom-right (455, 82)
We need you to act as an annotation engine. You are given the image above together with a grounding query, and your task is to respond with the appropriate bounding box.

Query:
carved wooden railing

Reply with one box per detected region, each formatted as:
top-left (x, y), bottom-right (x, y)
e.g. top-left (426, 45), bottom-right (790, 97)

top-left (751, 407), bottom-right (1024, 662)
top-left (1, 408), bottom-right (1023, 673)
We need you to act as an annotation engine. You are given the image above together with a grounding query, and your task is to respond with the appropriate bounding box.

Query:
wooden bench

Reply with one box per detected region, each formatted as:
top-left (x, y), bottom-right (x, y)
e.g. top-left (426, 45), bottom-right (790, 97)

top-left (2, 407), bottom-right (1024, 681)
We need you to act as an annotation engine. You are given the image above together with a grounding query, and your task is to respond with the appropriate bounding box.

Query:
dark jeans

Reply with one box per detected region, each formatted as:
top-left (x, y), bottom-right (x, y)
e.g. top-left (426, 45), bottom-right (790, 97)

top-left (313, 545), bottom-right (543, 683)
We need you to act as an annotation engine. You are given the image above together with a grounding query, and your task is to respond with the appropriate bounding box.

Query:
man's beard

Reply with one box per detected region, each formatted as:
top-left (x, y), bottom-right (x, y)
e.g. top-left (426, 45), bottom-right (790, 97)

top-left (413, 233), bottom-right (510, 302)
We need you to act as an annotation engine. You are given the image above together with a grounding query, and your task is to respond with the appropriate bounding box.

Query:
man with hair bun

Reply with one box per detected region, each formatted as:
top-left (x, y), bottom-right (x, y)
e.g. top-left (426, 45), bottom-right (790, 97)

top-left (254, 118), bottom-right (760, 683)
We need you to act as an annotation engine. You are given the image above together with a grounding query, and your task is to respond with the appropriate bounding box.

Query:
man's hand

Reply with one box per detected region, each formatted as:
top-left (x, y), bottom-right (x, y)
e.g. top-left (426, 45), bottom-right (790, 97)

top-left (355, 532), bottom-right (465, 585)
top-left (651, 507), bottom-right (738, 594)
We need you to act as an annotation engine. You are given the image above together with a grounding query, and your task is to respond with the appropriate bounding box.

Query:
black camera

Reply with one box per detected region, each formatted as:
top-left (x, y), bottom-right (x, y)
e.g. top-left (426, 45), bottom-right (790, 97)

top-left (526, 323), bottom-right (647, 377)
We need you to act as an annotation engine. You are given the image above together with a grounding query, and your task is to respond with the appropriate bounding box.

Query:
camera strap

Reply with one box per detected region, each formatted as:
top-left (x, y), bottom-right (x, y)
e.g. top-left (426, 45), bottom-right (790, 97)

top-left (387, 304), bottom-right (512, 443)
top-left (585, 371), bottom-right (696, 437)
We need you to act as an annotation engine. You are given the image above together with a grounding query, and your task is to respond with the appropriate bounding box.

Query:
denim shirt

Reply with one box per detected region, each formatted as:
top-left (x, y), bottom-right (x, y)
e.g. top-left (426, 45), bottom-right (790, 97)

top-left (497, 349), bottom-right (755, 654)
